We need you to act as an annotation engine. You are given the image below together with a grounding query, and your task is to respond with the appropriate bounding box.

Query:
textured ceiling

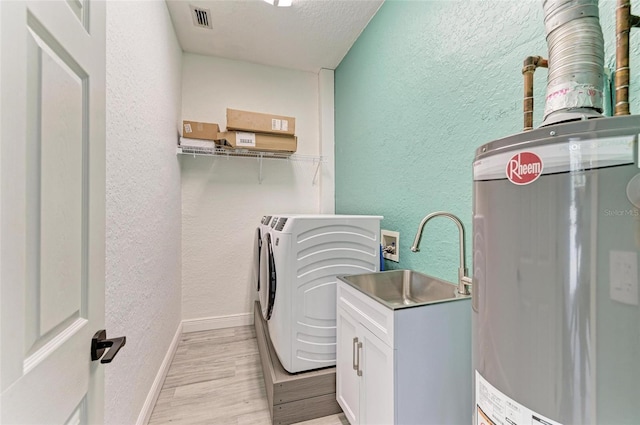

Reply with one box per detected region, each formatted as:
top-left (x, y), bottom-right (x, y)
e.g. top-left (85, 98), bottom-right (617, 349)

top-left (165, 0), bottom-right (384, 73)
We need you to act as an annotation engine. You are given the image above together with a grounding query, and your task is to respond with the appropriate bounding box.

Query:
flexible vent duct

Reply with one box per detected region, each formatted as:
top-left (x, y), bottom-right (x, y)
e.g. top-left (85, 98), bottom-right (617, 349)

top-left (542, 0), bottom-right (605, 126)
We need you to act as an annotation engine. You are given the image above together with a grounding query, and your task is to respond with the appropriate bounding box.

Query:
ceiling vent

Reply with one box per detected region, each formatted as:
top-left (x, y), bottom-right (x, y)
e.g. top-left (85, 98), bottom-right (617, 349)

top-left (190, 5), bottom-right (212, 29)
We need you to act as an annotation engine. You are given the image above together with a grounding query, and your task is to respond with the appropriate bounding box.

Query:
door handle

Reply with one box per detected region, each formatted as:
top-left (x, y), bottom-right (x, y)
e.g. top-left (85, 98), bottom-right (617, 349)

top-left (352, 337), bottom-right (358, 370)
top-left (356, 341), bottom-right (363, 376)
top-left (91, 330), bottom-right (126, 364)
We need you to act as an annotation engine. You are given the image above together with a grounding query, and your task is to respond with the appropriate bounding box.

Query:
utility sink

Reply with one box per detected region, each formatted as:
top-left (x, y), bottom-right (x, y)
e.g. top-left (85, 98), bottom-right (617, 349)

top-left (337, 269), bottom-right (469, 310)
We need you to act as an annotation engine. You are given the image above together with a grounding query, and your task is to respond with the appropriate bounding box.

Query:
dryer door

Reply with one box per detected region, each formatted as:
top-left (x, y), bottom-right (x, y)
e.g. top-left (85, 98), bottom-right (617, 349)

top-left (254, 227), bottom-right (262, 292)
top-left (259, 233), bottom-right (277, 321)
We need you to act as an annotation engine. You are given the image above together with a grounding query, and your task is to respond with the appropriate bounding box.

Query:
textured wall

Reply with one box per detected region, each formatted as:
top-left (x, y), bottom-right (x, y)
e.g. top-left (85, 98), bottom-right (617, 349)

top-left (319, 68), bottom-right (336, 214)
top-left (335, 0), bottom-right (640, 284)
top-left (105, 2), bottom-right (182, 424)
top-left (181, 54), bottom-right (326, 321)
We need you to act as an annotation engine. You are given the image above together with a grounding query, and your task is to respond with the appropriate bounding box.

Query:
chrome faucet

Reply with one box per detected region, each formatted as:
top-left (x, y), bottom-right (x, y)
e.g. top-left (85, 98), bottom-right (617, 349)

top-left (410, 211), bottom-right (472, 295)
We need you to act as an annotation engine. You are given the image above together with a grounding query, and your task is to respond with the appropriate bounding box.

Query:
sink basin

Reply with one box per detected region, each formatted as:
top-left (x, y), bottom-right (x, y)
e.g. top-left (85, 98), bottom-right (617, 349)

top-left (337, 270), bottom-right (469, 310)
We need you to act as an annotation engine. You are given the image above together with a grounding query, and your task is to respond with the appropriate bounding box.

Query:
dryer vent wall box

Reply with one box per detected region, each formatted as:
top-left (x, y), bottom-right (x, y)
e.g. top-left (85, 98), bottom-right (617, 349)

top-left (381, 230), bottom-right (399, 262)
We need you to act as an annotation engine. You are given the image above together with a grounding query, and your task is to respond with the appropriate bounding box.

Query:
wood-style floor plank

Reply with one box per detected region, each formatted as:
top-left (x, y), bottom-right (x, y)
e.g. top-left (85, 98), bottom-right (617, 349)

top-left (149, 325), bottom-right (346, 425)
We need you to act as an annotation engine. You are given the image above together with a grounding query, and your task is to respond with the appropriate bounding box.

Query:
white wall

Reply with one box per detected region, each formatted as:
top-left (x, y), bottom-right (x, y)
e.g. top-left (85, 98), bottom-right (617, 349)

top-left (181, 53), bottom-right (332, 325)
top-left (105, 2), bottom-right (182, 424)
top-left (319, 68), bottom-right (336, 214)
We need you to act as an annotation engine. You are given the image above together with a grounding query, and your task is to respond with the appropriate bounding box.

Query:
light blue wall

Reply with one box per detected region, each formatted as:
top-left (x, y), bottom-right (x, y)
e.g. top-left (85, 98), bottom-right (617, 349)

top-left (335, 0), bottom-right (632, 283)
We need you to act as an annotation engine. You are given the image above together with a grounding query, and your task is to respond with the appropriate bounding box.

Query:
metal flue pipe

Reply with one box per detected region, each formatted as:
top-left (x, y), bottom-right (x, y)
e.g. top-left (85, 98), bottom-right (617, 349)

top-left (615, 0), bottom-right (640, 115)
top-left (522, 56), bottom-right (549, 131)
top-left (542, 0), bottom-right (605, 126)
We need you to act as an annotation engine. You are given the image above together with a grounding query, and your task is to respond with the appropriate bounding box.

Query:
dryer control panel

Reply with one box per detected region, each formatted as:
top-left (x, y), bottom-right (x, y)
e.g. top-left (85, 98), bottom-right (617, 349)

top-left (274, 218), bottom-right (288, 231)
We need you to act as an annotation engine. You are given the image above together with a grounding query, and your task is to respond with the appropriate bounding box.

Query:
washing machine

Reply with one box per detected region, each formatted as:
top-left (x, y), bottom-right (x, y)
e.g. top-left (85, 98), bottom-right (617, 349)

top-left (260, 214), bottom-right (383, 373)
top-left (255, 215), bottom-right (274, 317)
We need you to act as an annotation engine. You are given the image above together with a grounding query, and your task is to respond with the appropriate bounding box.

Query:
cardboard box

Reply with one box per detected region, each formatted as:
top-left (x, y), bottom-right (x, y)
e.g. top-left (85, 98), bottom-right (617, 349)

top-left (182, 121), bottom-right (220, 140)
top-left (226, 108), bottom-right (296, 136)
top-left (179, 137), bottom-right (216, 149)
top-left (216, 131), bottom-right (297, 153)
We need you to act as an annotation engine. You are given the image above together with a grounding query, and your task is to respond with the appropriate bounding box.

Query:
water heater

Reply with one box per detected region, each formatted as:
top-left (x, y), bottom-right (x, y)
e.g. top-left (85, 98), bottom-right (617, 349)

top-left (472, 115), bottom-right (640, 424)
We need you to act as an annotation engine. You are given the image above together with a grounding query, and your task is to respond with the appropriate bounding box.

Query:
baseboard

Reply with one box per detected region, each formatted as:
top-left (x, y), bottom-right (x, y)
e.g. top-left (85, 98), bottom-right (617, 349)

top-left (182, 312), bottom-right (254, 333)
top-left (136, 322), bottom-right (182, 425)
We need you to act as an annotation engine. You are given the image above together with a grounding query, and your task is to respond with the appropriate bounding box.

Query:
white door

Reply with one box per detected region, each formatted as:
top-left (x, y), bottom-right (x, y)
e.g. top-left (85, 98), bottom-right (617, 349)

top-left (0, 0), bottom-right (107, 423)
top-left (336, 306), bottom-right (360, 425)
top-left (360, 325), bottom-right (394, 425)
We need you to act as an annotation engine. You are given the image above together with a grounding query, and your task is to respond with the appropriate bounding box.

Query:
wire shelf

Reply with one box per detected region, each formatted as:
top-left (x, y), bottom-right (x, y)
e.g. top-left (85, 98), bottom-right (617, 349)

top-left (176, 145), bottom-right (324, 184)
top-left (176, 145), bottom-right (322, 162)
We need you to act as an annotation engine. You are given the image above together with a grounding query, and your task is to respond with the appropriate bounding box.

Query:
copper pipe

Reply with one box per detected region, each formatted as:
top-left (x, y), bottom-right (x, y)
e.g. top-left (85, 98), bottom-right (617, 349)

top-left (522, 56), bottom-right (548, 131)
top-left (615, 0), bottom-right (640, 115)
top-left (616, 0), bottom-right (632, 115)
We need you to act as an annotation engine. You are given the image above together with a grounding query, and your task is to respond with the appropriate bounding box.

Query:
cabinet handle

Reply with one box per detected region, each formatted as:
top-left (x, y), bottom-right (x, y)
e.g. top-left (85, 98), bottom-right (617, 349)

top-left (356, 341), bottom-right (363, 376)
top-left (352, 337), bottom-right (358, 370)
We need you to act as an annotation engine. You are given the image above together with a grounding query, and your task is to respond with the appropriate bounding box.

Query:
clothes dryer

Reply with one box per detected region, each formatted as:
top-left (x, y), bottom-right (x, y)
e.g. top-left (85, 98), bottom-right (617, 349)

top-left (256, 215), bottom-right (274, 319)
top-left (261, 214), bottom-right (382, 373)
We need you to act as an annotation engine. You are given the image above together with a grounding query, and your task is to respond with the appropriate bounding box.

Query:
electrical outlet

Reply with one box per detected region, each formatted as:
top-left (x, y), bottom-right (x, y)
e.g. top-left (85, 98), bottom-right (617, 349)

top-left (381, 230), bottom-right (399, 262)
top-left (610, 250), bottom-right (639, 306)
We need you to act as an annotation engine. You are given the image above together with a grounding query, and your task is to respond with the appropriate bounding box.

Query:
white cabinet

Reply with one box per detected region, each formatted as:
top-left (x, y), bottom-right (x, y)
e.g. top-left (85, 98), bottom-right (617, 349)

top-left (336, 280), bottom-right (472, 425)
top-left (359, 321), bottom-right (394, 425)
top-left (337, 305), bottom-right (394, 425)
top-left (336, 306), bottom-right (360, 424)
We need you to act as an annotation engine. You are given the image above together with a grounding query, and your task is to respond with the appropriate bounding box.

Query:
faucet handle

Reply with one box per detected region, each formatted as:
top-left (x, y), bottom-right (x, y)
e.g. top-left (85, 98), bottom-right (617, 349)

top-left (459, 276), bottom-right (472, 295)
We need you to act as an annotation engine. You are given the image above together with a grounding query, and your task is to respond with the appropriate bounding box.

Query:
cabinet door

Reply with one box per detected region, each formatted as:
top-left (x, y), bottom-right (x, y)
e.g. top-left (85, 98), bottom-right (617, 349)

top-left (361, 325), bottom-right (395, 425)
top-left (337, 306), bottom-right (360, 424)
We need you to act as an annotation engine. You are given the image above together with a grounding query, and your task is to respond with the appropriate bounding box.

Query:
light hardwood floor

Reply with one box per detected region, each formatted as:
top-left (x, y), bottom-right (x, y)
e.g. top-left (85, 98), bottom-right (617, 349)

top-left (148, 326), bottom-right (348, 425)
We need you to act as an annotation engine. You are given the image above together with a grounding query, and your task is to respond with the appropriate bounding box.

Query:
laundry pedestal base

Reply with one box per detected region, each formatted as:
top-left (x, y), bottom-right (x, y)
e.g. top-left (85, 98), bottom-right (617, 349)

top-left (254, 301), bottom-right (342, 424)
